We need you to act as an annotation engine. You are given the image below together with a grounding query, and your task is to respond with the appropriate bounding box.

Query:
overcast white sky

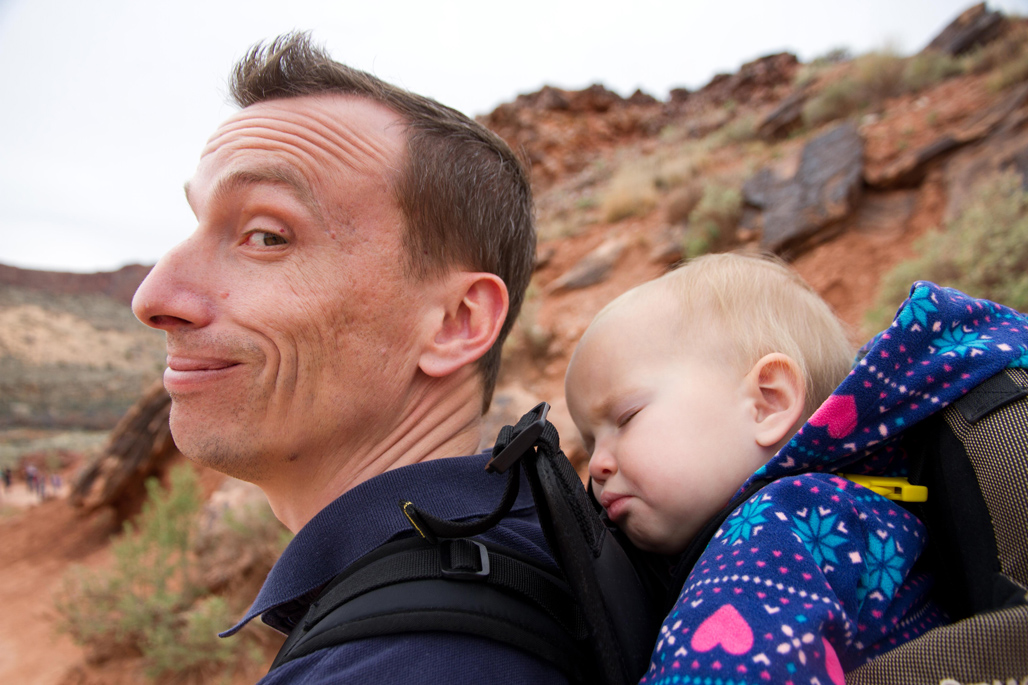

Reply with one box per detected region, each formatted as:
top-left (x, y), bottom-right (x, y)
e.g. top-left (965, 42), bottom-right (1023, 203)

top-left (1, 0), bottom-right (1024, 273)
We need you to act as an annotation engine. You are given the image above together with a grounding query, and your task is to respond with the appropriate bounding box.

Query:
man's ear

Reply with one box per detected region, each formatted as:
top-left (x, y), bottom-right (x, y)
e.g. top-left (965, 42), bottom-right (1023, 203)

top-left (744, 353), bottom-right (806, 448)
top-left (418, 272), bottom-right (509, 378)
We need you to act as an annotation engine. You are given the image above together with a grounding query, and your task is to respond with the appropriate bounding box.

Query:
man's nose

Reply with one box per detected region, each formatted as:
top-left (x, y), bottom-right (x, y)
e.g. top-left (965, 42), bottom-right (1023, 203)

top-left (132, 236), bottom-right (213, 332)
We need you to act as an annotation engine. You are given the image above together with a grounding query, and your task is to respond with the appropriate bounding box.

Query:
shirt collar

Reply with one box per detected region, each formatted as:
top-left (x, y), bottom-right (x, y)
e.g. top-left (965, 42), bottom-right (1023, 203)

top-left (222, 452), bottom-right (534, 636)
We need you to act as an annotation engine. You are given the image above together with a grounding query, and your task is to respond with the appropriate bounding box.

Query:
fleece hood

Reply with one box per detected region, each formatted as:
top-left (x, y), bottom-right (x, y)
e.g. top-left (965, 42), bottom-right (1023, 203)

top-left (744, 281), bottom-right (1028, 489)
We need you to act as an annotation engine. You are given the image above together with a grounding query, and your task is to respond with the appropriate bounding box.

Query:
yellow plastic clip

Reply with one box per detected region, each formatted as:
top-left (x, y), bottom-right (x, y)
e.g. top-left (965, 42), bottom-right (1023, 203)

top-left (839, 474), bottom-right (928, 503)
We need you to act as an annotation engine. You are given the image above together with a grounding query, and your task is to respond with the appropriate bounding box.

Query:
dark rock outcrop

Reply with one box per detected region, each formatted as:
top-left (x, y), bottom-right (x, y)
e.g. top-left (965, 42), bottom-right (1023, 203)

top-left (925, 3), bottom-right (1007, 56)
top-left (757, 87), bottom-right (811, 140)
top-left (745, 122), bottom-right (864, 253)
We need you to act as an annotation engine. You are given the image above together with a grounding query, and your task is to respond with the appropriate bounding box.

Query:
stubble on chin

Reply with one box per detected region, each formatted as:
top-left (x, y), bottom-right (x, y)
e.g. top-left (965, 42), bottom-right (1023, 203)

top-left (168, 401), bottom-right (271, 485)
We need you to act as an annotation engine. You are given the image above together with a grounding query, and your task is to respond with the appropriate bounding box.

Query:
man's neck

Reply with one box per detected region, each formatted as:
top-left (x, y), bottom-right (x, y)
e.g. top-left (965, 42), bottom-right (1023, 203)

top-left (261, 372), bottom-right (484, 533)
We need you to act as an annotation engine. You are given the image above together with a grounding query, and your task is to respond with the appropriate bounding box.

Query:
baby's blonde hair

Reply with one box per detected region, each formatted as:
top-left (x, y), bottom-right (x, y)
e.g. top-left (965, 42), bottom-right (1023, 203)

top-left (605, 253), bottom-right (853, 417)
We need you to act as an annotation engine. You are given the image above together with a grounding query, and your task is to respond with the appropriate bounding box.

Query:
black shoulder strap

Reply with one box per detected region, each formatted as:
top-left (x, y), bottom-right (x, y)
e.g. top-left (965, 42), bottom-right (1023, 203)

top-left (906, 367), bottom-right (1028, 620)
top-left (270, 535), bottom-right (588, 679)
top-left (496, 404), bottom-right (663, 685)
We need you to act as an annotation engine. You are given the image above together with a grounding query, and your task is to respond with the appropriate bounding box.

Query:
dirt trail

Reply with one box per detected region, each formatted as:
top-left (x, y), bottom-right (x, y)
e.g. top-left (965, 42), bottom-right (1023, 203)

top-left (0, 488), bottom-right (113, 684)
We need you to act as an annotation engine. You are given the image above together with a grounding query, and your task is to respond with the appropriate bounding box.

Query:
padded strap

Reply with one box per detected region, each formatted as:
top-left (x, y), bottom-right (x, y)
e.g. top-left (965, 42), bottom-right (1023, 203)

top-left (955, 368), bottom-right (1028, 424)
top-left (270, 537), bottom-right (587, 678)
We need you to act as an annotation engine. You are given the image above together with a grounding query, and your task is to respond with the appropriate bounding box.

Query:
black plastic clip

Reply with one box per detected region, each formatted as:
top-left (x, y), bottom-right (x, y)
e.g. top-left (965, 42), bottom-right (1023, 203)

top-left (440, 539), bottom-right (490, 580)
top-left (485, 402), bottom-right (550, 474)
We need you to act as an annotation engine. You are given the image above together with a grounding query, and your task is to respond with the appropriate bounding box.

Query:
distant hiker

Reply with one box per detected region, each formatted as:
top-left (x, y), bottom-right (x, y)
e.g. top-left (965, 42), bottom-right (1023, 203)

top-left (564, 253), bottom-right (953, 683)
top-left (24, 464), bottom-right (38, 499)
top-left (1, 467), bottom-right (10, 490)
top-left (131, 32), bottom-right (555, 683)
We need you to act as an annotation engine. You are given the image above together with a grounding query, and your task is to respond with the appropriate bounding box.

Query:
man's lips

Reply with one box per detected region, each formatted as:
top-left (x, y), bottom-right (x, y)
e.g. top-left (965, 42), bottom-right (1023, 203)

top-left (164, 356), bottom-right (241, 389)
top-left (166, 356), bottom-right (238, 372)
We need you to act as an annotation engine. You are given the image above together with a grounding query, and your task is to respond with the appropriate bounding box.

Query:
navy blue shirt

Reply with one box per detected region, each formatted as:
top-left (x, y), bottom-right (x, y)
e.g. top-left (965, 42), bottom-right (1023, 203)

top-left (223, 453), bottom-right (569, 684)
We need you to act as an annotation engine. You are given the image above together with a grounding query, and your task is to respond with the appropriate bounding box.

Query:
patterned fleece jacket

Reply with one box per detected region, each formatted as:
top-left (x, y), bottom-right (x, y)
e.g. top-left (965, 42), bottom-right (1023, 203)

top-left (641, 282), bottom-right (1028, 685)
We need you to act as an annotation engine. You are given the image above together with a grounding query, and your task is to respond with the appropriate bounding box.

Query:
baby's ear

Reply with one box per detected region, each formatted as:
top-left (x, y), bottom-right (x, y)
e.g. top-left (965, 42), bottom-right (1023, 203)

top-left (744, 353), bottom-right (806, 449)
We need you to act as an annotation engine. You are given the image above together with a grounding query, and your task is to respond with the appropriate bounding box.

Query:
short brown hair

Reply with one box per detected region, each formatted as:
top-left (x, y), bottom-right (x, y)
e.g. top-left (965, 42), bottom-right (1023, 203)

top-left (229, 32), bottom-right (535, 411)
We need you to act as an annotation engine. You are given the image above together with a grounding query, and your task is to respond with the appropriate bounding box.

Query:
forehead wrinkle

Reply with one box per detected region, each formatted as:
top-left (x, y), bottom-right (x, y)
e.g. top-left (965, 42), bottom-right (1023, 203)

top-left (206, 110), bottom-right (400, 179)
top-left (209, 167), bottom-right (325, 224)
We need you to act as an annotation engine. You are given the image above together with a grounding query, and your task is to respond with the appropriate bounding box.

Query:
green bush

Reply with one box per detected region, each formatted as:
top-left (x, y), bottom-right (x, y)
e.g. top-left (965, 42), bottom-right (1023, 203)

top-left (54, 465), bottom-right (269, 680)
top-left (903, 51), bottom-right (965, 92)
top-left (683, 184), bottom-right (743, 258)
top-left (802, 49), bottom-right (960, 129)
top-left (853, 51), bottom-right (907, 101)
top-left (866, 170), bottom-right (1028, 334)
top-left (987, 49), bottom-right (1028, 92)
top-left (803, 77), bottom-right (865, 128)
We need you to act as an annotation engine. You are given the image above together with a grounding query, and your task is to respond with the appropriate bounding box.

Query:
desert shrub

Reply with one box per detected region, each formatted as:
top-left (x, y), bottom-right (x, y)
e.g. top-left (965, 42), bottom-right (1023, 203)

top-left (803, 50), bottom-right (921, 128)
top-left (653, 138), bottom-right (715, 190)
top-left (54, 465), bottom-right (269, 680)
top-left (683, 183), bottom-right (743, 258)
top-left (600, 158), bottom-right (660, 222)
top-left (853, 51), bottom-right (906, 100)
top-left (865, 169), bottom-right (1028, 334)
top-left (963, 24), bottom-right (1028, 75)
top-left (903, 51), bottom-right (965, 92)
top-left (987, 48), bottom-right (1028, 92)
top-left (796, 47), bottom-right (852, 88)
top-left (803, 77), bottom-right (864, 127)
top-left (665, 184), bottom-right (704, 225)
top-left (712, 114), bottom-right (758, 146)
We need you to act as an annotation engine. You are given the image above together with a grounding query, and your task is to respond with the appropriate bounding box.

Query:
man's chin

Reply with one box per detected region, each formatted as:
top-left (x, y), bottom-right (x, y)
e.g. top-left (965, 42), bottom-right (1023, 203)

top-left (169, 411), bottom-right (269, 484)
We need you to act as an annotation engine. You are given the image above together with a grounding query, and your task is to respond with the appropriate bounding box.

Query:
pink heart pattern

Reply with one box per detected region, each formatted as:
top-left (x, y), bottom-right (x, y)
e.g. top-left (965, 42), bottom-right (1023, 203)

top-left (690, 604), bottom-right (753, 655)
top-left (807, 394), bottom-right (858, 439)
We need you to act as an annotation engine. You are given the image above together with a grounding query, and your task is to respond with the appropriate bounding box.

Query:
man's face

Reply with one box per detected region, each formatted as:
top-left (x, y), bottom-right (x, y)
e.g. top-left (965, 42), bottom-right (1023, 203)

top-left (132, 94), bottom-right (420, 483)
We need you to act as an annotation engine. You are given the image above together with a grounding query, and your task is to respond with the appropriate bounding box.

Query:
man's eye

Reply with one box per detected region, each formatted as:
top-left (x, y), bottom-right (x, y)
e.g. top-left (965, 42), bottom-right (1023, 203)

top-left (244, 231), bottom-right (288, 247)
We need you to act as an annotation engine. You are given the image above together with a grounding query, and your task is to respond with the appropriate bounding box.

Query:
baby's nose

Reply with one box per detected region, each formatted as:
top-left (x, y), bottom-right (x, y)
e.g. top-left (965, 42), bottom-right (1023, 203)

top-left (588, 448), bottom-right (618, 482)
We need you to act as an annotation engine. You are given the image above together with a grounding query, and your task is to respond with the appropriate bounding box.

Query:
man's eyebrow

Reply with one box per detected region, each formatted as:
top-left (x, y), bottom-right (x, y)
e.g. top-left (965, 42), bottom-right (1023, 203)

top-left (183, 167), bottom-right (323, 221)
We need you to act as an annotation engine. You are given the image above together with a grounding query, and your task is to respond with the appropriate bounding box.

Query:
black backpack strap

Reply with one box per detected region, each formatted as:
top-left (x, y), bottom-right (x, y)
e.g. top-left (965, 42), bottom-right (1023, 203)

top-left (270, 536), bottom-right (588, 679)
top-left (906, 367), bottom-right (1028, 620)
top-left (498, 404), bottom-right (663, 685)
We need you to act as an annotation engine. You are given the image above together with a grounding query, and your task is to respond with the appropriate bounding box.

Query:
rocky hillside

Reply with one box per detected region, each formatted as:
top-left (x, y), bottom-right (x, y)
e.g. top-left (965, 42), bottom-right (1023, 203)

top-left (480, 2), bottom-right (1028, 462)
top-left (0, 264), bottom-right (163, 429)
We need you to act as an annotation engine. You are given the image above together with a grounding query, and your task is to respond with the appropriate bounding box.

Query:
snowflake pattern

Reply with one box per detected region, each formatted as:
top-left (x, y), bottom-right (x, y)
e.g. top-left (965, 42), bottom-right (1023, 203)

top-left (857, 533), bottom-right (905, 606)
top-left (791, 508), bottom-right (846, 568)
top-left (721, 494), bottom-right (773, 545)
top-left (896, 284), bottom-right (938, 329)
top-left (932, 326), bottom-right (991, 357)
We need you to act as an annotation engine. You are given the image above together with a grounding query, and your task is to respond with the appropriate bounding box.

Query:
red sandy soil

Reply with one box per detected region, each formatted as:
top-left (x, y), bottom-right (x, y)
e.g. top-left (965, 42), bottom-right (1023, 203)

top-left (0, 486), bottom-right (109, 684)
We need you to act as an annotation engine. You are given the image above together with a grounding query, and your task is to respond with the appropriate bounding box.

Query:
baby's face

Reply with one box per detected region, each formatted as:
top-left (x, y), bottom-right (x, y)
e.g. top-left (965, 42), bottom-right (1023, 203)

top-left (565, 299), bottom-right (768, 555)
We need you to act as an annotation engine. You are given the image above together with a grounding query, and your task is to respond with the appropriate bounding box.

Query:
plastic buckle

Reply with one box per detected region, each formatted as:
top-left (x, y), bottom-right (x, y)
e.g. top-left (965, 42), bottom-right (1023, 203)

top-left (840, 474), bottom-right (928, 502)
top-left (440, 539), bottom-right (490, 581)
top-left (485, 402), bottom-right (550, 474)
